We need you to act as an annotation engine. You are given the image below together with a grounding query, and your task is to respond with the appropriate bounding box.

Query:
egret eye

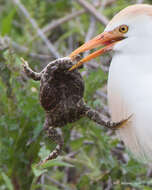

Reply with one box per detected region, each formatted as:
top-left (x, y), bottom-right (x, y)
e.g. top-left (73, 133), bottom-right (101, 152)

top-left (119, 25), bottom-right (129, 33)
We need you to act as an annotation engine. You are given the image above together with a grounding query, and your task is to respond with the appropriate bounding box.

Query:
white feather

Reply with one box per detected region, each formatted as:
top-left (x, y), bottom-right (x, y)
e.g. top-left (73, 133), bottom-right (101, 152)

top-left (106, 9), bottom-right (152, 162)
top-left (108, 52), bottom-right (152, 162)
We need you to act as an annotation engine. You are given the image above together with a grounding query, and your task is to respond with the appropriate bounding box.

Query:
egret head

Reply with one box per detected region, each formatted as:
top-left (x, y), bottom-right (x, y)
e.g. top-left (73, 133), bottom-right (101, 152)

top-left (69, 4), bottom-right (152, 70)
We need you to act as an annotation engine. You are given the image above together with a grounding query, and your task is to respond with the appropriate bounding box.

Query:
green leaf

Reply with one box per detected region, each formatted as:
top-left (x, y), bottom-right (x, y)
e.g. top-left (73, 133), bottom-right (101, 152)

top-left (33, 184), bottom-right (59, 190)
top-left (143, 187), bottom-right (152, 190)
top-left (84, 68), bottom-right (107, 101)
top-left (38, 145), bottom-right (50, 160)
top-left (70, 137), bottom-right (85, 150)
top-left (32, 164), bottom-right (47, 177)
top-left (40, 159), bottom-right (74, 169)
top-left (1, 172), bottom-right (13, 190)
top-left (1, 9), bottom-right (16, 36)
top-left (78, 175), bottom-right (89, 189)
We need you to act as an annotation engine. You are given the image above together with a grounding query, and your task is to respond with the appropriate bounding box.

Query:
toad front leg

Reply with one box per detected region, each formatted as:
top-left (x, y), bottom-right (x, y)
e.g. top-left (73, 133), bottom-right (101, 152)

top-left (21, 58), bottom-right (42, 81)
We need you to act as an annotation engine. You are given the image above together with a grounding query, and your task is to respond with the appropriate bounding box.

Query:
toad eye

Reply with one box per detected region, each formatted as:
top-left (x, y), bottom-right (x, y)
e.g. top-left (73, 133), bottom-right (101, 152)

top-left (119, 25), bottom-right (129, 33)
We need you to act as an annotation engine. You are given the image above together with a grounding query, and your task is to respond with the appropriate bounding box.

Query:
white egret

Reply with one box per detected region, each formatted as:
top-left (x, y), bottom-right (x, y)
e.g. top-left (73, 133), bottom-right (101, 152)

top-left (69, 4), bottom-right (152, 162)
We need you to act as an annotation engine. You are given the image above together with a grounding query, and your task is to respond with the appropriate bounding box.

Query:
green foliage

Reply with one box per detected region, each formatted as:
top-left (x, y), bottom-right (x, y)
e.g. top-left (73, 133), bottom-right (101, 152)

top-left (0, 0), bottom-right (152, 189)
top-left (1, 173), bottom-right (13, 190)
top-left (1, 9), bottom-right (16, 36)
top-left (84, 68), bottom-right (107, 101)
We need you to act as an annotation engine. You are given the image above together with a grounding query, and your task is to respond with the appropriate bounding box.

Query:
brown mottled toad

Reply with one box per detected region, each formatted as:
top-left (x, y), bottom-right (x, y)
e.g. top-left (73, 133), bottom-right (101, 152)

top-left (22, 57), bottom-right (129, 165)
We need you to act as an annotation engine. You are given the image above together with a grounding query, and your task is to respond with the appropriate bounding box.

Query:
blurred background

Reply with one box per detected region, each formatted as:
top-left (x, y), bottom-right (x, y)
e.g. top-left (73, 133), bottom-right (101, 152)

top-left (0, 0), bottom-right (152, 189)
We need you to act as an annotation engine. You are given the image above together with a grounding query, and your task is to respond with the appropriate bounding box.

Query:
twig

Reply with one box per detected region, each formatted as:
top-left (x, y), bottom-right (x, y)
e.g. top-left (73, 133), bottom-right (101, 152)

top-left (67, 35), bottom-right (74, 54)
top-left (96, 90), bottom-right (107, 101)
top-left (85, 16), bottom-right (96, 43)
top-left (84, 0), bottom-right (107, 70)
top-left (12, 0), bottom-right (60, 58)
top-left (40, 175), bottom-right (45, 190)
top-left (3, 36), bottom-right (52, 61)
top-left (136, 0), bottom-right (144, 3)
top-left (84, 16), bottom-right (96, 59)
top-left (75, 0), bottom-right (109, 26)
top-left (43, 10), bottom-right (85, 34)
top-left (105, 0), bottom-right (116, 6)
top-left (46, 176), bottom-right (72, 190)
top-left (121, 180), bottom-right (152, 186)
top-left (41, 0), bottom-right (115, 35)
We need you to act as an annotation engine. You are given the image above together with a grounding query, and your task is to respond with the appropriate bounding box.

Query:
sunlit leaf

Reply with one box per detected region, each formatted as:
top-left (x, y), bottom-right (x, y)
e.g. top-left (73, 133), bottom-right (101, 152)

top-left (1, 9), bottom-right (16, 36)
top-left (40, 159), bottom-right (74, 169)
top-left (1, 172), bottom-right (13, 190)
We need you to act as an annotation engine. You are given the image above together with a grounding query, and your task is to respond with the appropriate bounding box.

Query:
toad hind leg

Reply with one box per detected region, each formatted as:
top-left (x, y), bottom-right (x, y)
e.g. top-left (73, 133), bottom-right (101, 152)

top-left (84, 106), bottom-right (133, 130)
top-left (103, 114), bottom-right (133, 130)
top-left (39, 126), bottom-right (64, 165)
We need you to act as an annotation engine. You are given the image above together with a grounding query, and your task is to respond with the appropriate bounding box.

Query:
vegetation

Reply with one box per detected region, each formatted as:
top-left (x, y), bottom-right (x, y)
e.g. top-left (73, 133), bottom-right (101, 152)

top-left (0, 0), bottom-right (152, 189)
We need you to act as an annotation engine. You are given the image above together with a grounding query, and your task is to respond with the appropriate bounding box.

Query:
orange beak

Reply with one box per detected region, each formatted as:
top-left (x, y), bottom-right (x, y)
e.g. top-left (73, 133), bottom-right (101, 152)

top-left (69, 30), bottom-right (125, 71)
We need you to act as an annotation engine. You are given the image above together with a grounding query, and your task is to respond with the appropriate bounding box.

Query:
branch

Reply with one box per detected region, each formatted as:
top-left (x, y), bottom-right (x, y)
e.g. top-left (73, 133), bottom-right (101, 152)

top-left (40, 175), bottom-right (45, 190)
top-left (85, 16), bottom-right (96, 43)
top-left (41, 0), bottom-right (115, 35)
top-left (84, 0), bottom-right (108, 70)
top-left (84, 16), bottom-right (96, 59)
top-left (75, 0), bottom-right (109, 26)
top-left (42, 10), bottom-right (85, 34)
top-left (12, 0), bottom-right (60, 58)
top-left (136, 0), bottom-right (144, 3)
top-left (45, 176), bottom-right (72, 190)
top-left (2, 36), bottom-right (52, 61)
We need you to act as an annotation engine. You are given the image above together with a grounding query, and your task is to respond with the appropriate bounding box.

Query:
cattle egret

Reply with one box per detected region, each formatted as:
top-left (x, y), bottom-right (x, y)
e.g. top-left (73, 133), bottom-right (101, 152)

top-left (69, 4), bottom-right (152, 162)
